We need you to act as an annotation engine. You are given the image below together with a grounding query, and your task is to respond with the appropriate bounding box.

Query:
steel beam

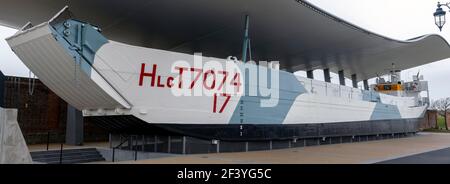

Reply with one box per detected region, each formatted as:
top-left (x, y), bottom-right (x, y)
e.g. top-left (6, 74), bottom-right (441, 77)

top-left (323, 68), bottom-right (331, 82)
top-left (65, 105), bottom-right (83, 145)
top-left (338, 70), bottom-right (346, 86)
top-left (351, 74), bottom-right (358, 88)
top-left (363, 80), bottom-right (369, 90)
top-left (307, 70), bottom-right (314, 79)
top-left (241, 15), bottom-right (250, 63)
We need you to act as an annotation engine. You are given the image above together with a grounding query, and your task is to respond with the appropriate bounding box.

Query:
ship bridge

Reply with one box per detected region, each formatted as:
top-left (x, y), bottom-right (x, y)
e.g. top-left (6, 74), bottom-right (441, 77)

top-left (1, 0), bottom-right (450, 88)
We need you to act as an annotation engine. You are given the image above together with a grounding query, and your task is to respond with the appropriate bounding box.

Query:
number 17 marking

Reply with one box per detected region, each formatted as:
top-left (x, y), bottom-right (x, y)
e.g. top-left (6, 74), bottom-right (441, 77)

top-left (213, 93), bottom-right (231, 113)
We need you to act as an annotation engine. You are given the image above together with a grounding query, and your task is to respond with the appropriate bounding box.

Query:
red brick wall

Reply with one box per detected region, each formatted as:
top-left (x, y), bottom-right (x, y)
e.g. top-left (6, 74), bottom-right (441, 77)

top-left (419, 110), bottom-right (437, 130)
top-left (446, 112), bottom-right (450, 130)
top-left (1, 76), bottom-right (108, 144)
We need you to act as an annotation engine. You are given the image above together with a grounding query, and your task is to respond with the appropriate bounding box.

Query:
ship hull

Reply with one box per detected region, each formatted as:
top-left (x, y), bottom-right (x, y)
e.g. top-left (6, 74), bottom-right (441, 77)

top-left (87, 115), bottom-right (421, 141)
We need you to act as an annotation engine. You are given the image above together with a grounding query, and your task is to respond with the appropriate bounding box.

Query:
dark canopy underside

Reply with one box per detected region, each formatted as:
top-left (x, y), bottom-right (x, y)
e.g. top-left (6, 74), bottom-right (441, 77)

top-left (1, 0), bottom-right (450, 81)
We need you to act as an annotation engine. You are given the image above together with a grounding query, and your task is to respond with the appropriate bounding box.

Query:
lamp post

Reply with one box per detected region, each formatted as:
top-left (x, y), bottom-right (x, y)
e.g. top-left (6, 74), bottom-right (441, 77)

top-left (434, 2), bottom-right (449, 31)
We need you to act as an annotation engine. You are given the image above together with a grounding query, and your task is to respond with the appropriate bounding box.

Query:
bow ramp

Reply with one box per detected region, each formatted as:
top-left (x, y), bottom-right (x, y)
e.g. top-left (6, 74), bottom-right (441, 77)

top-left (6, 7), bottom-right (131, 111)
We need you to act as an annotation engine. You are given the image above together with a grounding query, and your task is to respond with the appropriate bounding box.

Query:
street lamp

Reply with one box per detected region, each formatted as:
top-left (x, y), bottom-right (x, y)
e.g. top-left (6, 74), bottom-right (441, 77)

top-left (434, 2), bottom-right (449, 31)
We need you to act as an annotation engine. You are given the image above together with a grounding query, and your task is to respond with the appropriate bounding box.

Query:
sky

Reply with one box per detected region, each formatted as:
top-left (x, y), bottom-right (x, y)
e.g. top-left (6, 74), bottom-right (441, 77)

top-left (0, 0), bottom-right (450, 100)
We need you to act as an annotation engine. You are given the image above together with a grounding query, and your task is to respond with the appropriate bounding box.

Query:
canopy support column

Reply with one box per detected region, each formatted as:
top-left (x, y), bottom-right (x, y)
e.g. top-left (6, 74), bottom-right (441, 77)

top-left (363, 80), bottom-right (369, 91)
top-left (66, 105), bottom-right (83, 146)
top-left (338, 70), bottom-right (346, 86)
top-left (323, 68), bottom-right (331, 82)
top-left (307, 70), bottom-right (314, 79)
top-left (351, 74), bottom-right (358, 88)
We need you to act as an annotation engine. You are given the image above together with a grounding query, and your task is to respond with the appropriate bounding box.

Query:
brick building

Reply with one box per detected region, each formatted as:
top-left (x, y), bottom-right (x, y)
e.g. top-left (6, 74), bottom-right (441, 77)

top-left (420, 110), bottom-right (438, 130)
top-left (0, 71), bottom-right (108, 144)
top-left (445, 112), bottom-right (450, 130)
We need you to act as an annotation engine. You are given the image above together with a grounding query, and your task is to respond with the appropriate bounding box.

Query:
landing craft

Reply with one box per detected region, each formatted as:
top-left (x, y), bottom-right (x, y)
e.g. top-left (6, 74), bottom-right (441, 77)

top-left (2, 0), bottom-right (450, 141)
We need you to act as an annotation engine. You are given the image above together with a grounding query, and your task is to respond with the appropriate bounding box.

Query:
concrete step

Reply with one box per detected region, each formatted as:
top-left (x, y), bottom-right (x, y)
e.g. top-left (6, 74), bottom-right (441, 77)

top-left (32, 153), bottom-right (102, 161)
top-left (31, 149), bottom-right (98, 158)
top-left (32, 152), bottom-right (100, 159)
top-left (45, 157), bottom-right (105, 164)
top-left (31, 148), bottom-right (105, 164)
top-left (31, 148), bottom-right (97, 156)
top-left (34, 156), bottom-right (105, 164)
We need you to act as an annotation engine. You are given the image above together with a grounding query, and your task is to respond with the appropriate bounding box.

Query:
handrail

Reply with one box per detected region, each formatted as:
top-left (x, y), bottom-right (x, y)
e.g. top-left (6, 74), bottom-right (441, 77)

top-left (298, 76), bottom-right (389, 103)
top-left (112, 135), bottom-right (130, 162)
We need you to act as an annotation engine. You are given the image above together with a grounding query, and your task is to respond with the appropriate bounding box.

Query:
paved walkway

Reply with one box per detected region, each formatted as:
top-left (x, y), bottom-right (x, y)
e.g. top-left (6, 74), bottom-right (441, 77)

top-left (115, 132), bottom-right (450, 164)
top-left (377, 147), bottom-right (450, 164)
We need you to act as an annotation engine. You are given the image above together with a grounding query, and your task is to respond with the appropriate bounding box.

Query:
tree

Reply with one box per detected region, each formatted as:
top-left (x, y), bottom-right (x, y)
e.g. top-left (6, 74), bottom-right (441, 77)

top-left (431, 98), bottom-right (450, 130)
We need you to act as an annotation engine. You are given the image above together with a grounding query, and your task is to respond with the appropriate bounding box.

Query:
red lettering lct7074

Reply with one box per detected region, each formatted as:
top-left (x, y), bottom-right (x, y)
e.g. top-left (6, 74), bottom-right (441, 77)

top-left (138, 63), bottom-right (241, 113)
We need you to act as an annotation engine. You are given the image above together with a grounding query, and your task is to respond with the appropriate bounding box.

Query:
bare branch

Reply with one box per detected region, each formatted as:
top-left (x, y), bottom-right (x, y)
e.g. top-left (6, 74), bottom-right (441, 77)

top-left (431, 98), bottom-right (450, 116)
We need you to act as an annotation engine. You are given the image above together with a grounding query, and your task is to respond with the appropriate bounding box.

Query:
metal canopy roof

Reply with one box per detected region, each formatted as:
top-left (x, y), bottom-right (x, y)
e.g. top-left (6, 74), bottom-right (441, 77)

top-left (1, 0), bottom-right (450, 81)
